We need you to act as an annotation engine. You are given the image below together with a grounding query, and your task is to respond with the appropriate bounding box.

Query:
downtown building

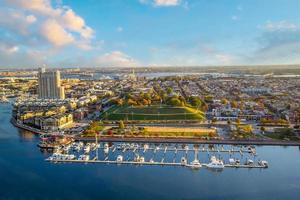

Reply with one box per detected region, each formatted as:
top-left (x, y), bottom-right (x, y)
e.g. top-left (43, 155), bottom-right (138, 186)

top-left (38, 68), bottom-right (65, 99)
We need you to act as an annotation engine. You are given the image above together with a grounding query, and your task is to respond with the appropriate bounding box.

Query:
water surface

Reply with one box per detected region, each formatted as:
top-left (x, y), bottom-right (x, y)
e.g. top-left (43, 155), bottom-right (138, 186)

top-left (0, 103), bottom-right (300, 200)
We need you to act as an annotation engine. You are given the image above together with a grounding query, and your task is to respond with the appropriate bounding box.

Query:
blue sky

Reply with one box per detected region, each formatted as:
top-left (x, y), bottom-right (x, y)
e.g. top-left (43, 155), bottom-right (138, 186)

top-left (1, 0), bottom-right (300, 68)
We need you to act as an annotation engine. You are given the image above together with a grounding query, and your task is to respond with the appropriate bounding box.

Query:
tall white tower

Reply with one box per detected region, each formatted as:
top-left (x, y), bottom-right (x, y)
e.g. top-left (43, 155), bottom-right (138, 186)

top-left (38, 68), bottom-right (65, 99)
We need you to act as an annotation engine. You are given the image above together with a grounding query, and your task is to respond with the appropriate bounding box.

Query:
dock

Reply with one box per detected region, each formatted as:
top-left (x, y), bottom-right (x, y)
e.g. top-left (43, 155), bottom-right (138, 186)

top-left (45, 158), bottom-right (267, 169)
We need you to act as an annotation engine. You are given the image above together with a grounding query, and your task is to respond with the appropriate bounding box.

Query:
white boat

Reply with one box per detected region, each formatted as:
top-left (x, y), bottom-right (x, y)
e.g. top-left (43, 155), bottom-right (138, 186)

top-left (116, 155), bottom-right (123, 163)
top-left (103, 143), bottom-right (109, 154)
top-left (79, 155), bottom-right (90, 161)
top-left (134, 155), bottom-right (145, 163)
top-left (84, 145), bottom-right (91, 154)
top-left (189, 159), bottom-right (202, 169)
top-left (181, 157), bottom-right (187, 165)
top-left (184, 145), bottom-right (189, 151)
top-left (143, 144), bottom-right (149, 152)
top-left (245, 159), bottom-right (254, 165)
top-left (66, 154), bottom-right (76, 160)
top-left (206, 156), bottom-right (224, 169)
top-left (258, 160), bottom-right (268, 168)
top-left (229, 158), bottom-right (240, 165)
top-left (149, 158), bottom-right (154, 163)
top-left (139, 156), bottom-right (145, 163)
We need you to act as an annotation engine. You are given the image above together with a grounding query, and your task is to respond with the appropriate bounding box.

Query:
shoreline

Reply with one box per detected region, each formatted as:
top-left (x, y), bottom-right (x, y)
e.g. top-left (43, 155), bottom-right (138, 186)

top-left (76, 136), bottom-right (300, 146)
top-left (11, 119), bottom-right (300, 147)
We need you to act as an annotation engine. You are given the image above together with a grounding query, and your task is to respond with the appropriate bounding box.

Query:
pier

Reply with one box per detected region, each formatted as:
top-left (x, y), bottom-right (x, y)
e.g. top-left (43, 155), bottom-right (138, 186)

top-left (45, 158), bottom-right (267, 169)
top-left (44, 141), bottom-right (268, 170)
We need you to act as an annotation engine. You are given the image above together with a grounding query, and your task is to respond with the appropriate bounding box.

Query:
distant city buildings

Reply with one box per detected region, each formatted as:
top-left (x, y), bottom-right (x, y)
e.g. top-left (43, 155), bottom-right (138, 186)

top-left (38, 68), bottom-right (65, 99)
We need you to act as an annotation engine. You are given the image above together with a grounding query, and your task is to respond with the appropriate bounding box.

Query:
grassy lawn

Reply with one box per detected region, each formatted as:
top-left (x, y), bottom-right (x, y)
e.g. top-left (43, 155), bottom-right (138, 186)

top-left (102, 105), bottom-right (205, 121)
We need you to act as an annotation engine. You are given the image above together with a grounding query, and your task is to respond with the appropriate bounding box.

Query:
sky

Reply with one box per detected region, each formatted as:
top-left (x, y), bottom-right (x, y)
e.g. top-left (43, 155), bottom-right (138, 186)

top-left (1, 0), bottom-right (300, 68)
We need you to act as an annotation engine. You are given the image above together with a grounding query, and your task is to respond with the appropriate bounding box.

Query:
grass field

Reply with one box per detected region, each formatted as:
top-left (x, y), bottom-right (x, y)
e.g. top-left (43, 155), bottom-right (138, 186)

top-left (102, 105), bottom-right (205, 121)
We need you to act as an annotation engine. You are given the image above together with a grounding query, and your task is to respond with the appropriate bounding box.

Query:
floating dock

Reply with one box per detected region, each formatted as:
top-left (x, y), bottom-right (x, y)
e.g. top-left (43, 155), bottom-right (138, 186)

top-left (45, 158), bottom-right (267, 169)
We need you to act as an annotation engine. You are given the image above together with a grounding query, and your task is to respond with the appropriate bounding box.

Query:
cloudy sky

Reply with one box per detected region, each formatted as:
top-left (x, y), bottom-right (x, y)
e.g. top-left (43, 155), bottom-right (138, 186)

top-left (1, 0), bottom-right (300, 68)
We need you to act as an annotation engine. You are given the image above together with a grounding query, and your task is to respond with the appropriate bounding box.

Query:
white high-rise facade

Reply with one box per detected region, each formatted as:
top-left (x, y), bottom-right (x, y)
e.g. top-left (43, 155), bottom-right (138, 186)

top-left (38, 68), bottom-right (65, 99)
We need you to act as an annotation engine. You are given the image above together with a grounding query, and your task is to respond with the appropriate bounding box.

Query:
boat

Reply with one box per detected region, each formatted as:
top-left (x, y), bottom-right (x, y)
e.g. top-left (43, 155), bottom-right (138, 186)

top-left (206, 156), bottom-right (224, 169)
top-left (229, 158), bottom-right (240, 165)
top-left (103, 143), bottom-right (109, 154)
top-left (143, 144), bottom-right (149, 152)
top-left (116, 155), bottom-right (123, 163)
top-left (181, 157), bottom-right (187, 165)
top-left (188, 159), bottom-right (202, 169)
top-left (184, 145), bottom-right (189, 151)
top-left (78, 155), bottom-right (90, 161)
top-left (149, 158), bottom-right (154, 163)
top-left (84, 144), bottom-right (91, 154)
top-left (258, 160), bottom-right (268, 168)
top-left (139, 156), bottom-right (145, 163)
top-left (134, 155), bottom-right (145, 163)
top-left (245, 159), bottom-right (254, 165)
top-left (116, 144), bottom-right (122, 150)
top-left (65, 154), bottom-right (76, 160)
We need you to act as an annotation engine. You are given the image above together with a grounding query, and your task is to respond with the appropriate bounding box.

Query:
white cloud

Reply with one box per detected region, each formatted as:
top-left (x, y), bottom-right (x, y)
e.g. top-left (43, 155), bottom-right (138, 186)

top-left (262, 21), bottom-right (299, 32)
top-left (40, 19), bottom-right (74, 47)
top-left (4, 0), bottom-right (94, 49)
top-left (154, 0), bottom-right (181, 6)
top-left (246, 20), bottom-right (300, 64)
top-left (0, 9), bottom-right (37, 35)
top-left (140, 0), bottom-right (182, 7)
top-left (94, 51), bottom-right (139, 67)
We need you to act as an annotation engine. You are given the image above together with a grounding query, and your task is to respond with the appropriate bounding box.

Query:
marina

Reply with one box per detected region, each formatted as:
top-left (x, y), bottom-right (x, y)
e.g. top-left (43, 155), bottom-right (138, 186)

top-left (45, 142), bottom-right (268, 169)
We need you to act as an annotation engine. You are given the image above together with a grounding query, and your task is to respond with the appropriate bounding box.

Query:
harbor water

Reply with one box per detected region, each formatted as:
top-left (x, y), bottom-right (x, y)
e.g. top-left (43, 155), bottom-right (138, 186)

top-left (0, 103), bottom-right (300, 200)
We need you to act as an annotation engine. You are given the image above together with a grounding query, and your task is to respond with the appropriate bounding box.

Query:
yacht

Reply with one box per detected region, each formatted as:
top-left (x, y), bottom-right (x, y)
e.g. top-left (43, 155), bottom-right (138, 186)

top-left (189, 159), bottom-right (202, 169)
top-left (245, 159), bottom-right (254, 165)
top-left (116, 144), bottom-right (122, 150)
top-left (116, 155), bottom-right (123, 163)
top-left (206, 156), bottom-right (224, 169)
top-left (181, 157), bottom-right (187, 165)
top-left (184, 145), bottom-right (189, 151)
top-left (229, 158), bottom-right (240, 165)
top-left (65, 154), bottom-right (76, 160)
top-left (79, 155), bottom-right (90, 161)
top-left (143, 144), bottom-right (149, 152)
top-left (139, 156), bottom-right (145, 163)
top-left (84, 145), bottom-right (91, 154)
top-left (134, 155), bottom-right (145, 163)
top-left (103, 143), bottom-right (109, 154)
top-left (258, 160), bottom-right (268, 168)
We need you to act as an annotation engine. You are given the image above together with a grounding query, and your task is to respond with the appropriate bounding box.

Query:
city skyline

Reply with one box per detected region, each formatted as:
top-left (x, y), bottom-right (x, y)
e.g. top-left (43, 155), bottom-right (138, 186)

top-left (1, 0), bottom-right (300, 68)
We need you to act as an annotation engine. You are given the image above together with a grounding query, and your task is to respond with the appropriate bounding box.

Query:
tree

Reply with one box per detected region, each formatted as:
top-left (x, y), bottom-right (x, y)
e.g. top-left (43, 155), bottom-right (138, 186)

top-left (127, 98), bottom-right (137, 106)
top-left (168, 97), bottom-right (181, 106)
top-left (144, 93), bottom-right (151, 100)
top-left (189, 96), bottom-right (202, 107)
top-left (211, 118), bottom-right (217, 124)
top-left (221, 98), bottom-right (229, 105)
top-left (119, 120), bottom-right (125, 129)
top-left (166, 87), bottom-right (173, 95)
top-left (142, 99), bottom-right (149, 105)
top-left (231, 101), bottom-right (238, 108)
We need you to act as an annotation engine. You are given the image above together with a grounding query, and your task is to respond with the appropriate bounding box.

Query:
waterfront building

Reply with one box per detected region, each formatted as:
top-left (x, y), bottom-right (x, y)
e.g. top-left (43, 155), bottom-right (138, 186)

top-left (38, 68), bottom-right (65, 99)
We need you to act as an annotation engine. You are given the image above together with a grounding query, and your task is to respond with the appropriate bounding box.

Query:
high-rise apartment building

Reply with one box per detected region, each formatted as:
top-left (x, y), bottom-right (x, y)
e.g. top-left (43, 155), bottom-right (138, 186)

top-left (37, 68), bottom-right (65, 99)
